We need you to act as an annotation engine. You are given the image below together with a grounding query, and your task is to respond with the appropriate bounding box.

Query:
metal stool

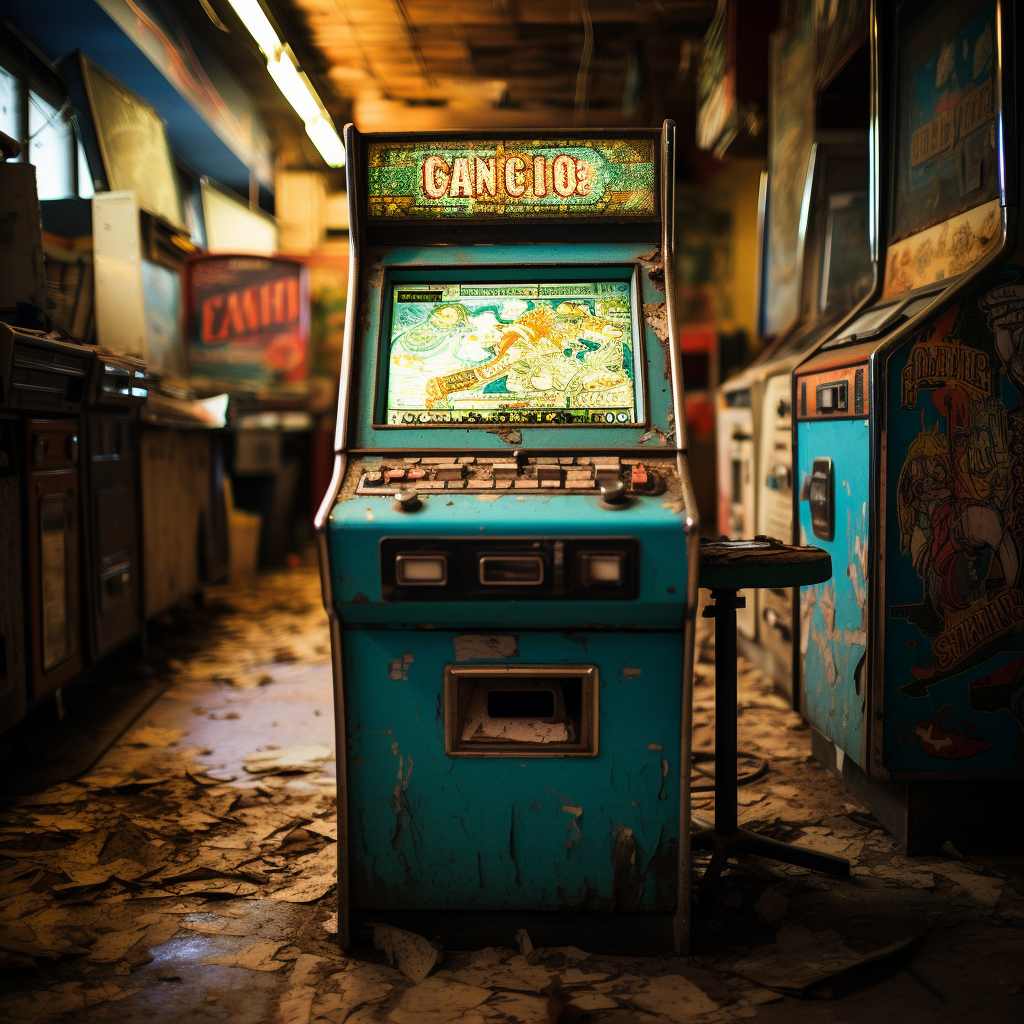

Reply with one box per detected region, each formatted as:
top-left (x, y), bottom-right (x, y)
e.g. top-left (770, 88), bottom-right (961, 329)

top-left (692, 537), bottom-right (851, 890)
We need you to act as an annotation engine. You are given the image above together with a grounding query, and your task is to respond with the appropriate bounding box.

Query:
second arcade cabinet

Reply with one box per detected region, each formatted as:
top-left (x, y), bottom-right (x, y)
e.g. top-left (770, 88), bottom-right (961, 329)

top-left (795, 0), bottom-right (1024, 850)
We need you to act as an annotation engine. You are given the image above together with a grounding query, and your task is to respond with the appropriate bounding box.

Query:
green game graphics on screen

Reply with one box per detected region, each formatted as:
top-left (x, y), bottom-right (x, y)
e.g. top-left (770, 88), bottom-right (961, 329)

top-left (383, 281), bottom-right (645, 426)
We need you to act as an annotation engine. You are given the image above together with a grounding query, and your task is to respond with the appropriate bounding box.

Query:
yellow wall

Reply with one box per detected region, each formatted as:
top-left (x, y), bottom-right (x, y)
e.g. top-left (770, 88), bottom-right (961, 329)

top-left (708, 157), bottom-right (764, 344)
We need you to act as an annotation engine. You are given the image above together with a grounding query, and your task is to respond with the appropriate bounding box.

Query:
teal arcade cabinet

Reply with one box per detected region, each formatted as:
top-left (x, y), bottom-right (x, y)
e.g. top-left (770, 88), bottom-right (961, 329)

top-left (317, 124), bottom-right (700, 951)
top-left (795, 0), bottom-right (1024, 851)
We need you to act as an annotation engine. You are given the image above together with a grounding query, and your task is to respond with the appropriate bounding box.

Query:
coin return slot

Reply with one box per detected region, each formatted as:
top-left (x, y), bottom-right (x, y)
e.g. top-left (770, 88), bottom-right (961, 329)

top-left (445, 665), bottom-right (597, 756)
top-left (479, 554), bottom-right (544, 585)
top-left (816, 380), bottom-right (848, 414)
top-left (395, 553), bottom-right (448, 585)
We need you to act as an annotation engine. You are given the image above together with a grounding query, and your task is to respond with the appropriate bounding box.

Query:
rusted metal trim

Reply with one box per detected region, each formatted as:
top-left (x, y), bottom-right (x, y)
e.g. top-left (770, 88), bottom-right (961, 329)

top-left (674, 450), bottom-right (700, 955)
top-left (660, 120), bottom-right (688, 455)
top-left (314, 453), bottom-right (351, 947)
top-left (334, 124), bottom-right (363, 454)
top-left (665, 112), bottom-right (700, 953)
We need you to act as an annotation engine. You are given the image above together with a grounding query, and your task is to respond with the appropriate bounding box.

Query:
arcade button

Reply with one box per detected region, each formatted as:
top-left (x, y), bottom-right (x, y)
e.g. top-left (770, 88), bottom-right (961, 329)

top-left (392, 487), bottom-right (422, 513)
top-left (599, 478), bottom-right (629, 508)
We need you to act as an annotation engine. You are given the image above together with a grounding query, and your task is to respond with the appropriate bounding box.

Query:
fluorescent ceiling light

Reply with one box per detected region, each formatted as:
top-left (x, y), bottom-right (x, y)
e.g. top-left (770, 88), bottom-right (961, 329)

top-left (225, 0), bottom-right (280, 57)
top-left (267, 53), bottom-right (322, 124)
top-left (306, 117), bottom-right (346, 167)
top-left (226, 0), bottom-right (345, 168)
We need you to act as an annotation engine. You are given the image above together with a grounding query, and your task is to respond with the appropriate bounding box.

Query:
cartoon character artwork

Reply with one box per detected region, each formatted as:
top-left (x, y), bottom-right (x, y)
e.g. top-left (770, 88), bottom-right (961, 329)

top-left (897, 418), bottom-right (1017, 622)
top-left (887, 270), bottom-right (1024, 770)
top-left (907, 705), bottom-right (994, 760)
top-left (980, 284), bottom-right (1024, 404)
top-left (423, 302), bottom-right (632, 411)
top-left (385, 282), bottom-right (640, 425)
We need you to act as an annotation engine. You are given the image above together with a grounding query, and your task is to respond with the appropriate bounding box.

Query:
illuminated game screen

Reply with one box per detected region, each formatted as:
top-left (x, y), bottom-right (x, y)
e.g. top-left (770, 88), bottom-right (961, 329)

top-left (382, 278), bottom-right (644, 426)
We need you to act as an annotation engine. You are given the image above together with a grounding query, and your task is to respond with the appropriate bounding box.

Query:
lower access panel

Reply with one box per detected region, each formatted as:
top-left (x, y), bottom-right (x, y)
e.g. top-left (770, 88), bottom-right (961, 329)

top-left (344, 629), bottom-right (683, 912)
top-left (798, 416), bottom-right (870, 765)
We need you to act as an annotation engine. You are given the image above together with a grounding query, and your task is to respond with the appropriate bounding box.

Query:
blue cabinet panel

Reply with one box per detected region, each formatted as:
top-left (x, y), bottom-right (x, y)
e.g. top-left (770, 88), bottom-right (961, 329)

top-left (344, 629), bottom-right (683, 911)
top-left (798, 417), bottom-right (870, 764)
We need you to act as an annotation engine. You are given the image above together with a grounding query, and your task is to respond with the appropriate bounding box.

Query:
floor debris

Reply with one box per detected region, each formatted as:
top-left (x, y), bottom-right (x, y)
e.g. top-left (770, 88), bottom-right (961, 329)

top-left (0, 566), bottom-right (1021, 1022)
top-left (730, 927), bottom-right (916, 996)
top-left (374, 924), bottom-right (444, 984)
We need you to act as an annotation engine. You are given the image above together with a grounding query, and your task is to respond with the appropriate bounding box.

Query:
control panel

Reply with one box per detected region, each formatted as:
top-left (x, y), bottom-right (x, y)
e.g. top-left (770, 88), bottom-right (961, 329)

top-left (355, 454), bottom-right (670, 498)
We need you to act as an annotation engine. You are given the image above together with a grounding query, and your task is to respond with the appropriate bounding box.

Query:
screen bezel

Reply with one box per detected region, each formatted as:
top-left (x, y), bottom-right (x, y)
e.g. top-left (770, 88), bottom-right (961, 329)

top-left (372, 264), bottom-right (649, 430)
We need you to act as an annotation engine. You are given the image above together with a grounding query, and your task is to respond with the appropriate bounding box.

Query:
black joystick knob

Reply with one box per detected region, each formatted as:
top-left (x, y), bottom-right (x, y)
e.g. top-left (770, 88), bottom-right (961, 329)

top-left (599, 478), bottom-right (628, 508)
top-left (392, 487), bottom-right (421, 513)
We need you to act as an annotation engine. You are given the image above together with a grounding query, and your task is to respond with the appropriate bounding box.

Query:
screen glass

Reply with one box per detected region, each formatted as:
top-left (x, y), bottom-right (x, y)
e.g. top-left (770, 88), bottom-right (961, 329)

top-left (764, 10), bottom-right (816, 337)
top-left (382, 278), bottom-right (644, 426)
top-left (891, 0), bottom-right (999, 243)
top-left (820, 191), bottom-right (873, 316)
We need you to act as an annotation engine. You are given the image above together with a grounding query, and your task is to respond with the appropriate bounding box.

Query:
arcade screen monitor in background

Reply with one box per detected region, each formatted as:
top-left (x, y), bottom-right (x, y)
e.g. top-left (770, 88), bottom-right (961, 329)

top-left (78, 56), bottom-right (185, 232)
top-left (382, 279), bottom-right (644, 426)
top-left (891, 0), bottom-right (1000, 246)
top-left (820, 191), bottom-right (873, 316)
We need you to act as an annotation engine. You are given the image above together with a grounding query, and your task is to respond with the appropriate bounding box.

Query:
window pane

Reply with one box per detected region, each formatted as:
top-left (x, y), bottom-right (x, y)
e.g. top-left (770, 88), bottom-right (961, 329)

top-left (77, 137), bottom-right (94, 199)
top-left (28, 90), bottom-right (71, 199)
top-left (0, 64), bottom-right (18, 141)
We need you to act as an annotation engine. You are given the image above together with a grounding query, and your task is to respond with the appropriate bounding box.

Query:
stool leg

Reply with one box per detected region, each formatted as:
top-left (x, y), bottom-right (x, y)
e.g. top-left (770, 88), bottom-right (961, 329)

top-left (696, 584), bottom-right (849, 891)
top-left (710, 588), bottom-right (739, 836)
top-left (742, 832), bottom-right (851, 878)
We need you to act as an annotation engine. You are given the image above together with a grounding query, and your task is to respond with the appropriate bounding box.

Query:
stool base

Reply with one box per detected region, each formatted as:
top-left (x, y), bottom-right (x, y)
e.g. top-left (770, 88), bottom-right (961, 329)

top-left (691, 825), bottom-right (851, 892)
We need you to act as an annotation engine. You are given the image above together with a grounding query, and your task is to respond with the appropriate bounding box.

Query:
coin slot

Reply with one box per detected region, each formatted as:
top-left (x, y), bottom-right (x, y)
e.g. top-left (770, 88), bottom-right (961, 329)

top-left (809, 457), bottom-right (835, 541)
top-left (479, 554), bottom-right (544, 586)
top-left (816, 380), bottom-right (848, 414)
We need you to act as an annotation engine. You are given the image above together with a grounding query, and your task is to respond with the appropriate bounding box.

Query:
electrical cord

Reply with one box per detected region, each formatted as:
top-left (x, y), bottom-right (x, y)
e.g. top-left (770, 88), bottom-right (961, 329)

top-left (690, 750), bottom-right (768, 792)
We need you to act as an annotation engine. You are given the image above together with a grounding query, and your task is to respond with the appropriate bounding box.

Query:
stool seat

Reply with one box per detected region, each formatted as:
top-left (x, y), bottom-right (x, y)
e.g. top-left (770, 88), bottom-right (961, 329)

top-left (699, 537), bottom-right (831, 591)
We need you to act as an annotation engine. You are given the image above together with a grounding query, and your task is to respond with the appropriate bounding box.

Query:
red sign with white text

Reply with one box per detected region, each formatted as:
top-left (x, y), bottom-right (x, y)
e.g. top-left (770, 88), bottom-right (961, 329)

top-left (186, 255), bottom-right (309, 394)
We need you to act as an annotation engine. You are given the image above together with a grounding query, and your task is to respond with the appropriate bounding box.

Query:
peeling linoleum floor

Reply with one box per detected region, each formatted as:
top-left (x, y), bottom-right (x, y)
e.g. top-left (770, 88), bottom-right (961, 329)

top-left (1, 563), bottom-right (1022, 1022)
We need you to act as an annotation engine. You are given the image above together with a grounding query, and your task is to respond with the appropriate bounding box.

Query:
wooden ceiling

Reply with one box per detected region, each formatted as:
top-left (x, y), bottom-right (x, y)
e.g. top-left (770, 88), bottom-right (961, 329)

top-left (177, 0), bottom-right (714, 173)
top-left (276, 0), bottom-right (714, 132)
